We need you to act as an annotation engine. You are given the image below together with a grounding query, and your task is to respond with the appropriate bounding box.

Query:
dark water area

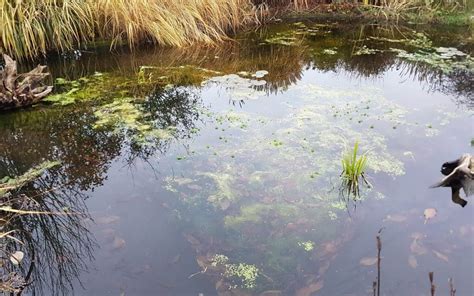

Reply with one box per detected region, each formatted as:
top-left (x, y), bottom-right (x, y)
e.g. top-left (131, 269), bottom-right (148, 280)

top-left (1, 21), bottom-right (473, 295)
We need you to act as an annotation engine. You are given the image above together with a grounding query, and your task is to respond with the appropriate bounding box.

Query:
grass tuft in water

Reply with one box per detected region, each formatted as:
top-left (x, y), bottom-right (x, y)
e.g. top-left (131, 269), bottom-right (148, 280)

top-left (340, 141), bottom-right (370, 198)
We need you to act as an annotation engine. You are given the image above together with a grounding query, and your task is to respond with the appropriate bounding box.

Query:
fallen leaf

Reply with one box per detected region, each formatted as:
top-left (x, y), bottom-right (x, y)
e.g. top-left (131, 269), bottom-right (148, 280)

top-left (384, 214), bottom-right (407, 223)
top-left (318, 261), bottom-right (330, 277)
top-left (97, 215), bottom-right (120, 225)
top-left (410, 238), bottom-right (427, 255)
top-left (408, 255), bottom-right (418, 268)
top-left (359, 257), bottom-right (378, 266)
top-left (111, 237), bottom-right (126, 251)
top-left (411, 232), bottom-right (424, 239)
top-left (295, 280), bottom-right (324, 296)
top-left (101, 228), bottom-right (116, 242)
top-left (260, 290), bottom-right (282, 296)
top-left (432, 250), bottom-right (449, 262)
top-left (423, 208), bottom-right (437, 224)
top-left (10, 251), bottom-right (24, 265)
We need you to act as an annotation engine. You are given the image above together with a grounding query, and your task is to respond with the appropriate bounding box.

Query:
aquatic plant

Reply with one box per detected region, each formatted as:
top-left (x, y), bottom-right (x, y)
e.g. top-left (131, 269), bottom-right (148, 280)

top-left (392, 47), bottom-right (473, 74)
top-left (340, 141), bottom-right (370, 198)
top-left (297, 240), bottom-right (315, 251)
top-left (211, 254), bottom-right (260, 289)
top-left (0, 55), bottom-right (53, 111)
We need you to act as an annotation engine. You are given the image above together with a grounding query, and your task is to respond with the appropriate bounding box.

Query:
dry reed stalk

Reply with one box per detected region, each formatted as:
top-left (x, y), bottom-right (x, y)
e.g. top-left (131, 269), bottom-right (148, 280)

top-left (429, 272), bottom-right (436, 296)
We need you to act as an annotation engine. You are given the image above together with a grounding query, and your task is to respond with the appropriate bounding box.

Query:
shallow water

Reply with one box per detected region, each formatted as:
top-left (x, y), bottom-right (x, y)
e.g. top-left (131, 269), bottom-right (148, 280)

top-left (1, 21), bottom-right (473, 295)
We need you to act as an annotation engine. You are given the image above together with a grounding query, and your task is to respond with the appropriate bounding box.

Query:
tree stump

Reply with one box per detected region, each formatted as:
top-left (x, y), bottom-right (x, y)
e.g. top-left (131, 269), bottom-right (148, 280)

top-left (0, 54), bottom-right (53, 111)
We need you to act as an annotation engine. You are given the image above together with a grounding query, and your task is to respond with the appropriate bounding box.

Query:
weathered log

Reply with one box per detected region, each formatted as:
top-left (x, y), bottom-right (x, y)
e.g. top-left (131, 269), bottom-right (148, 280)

top-left (0, 54), bottom-right (53, 111)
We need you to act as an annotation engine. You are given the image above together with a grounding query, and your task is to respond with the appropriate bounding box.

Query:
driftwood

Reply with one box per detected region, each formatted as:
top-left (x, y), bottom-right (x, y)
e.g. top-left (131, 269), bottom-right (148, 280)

top-left (0, 54), bottom-right (53, 111)
top-left (431, 154), bottom-right (473, 207)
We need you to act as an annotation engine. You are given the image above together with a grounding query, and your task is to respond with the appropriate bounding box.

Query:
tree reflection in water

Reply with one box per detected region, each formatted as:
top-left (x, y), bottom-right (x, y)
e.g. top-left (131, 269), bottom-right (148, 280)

top-left (0, 87), bottom-right (203, 295)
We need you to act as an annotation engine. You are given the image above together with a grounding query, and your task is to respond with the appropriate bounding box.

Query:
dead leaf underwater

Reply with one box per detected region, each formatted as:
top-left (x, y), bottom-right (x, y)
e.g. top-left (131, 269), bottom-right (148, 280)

top-left (359, 257), bottom-right (378, 266)
top-left (408, 255), bottom-right (418, 268)
top-left (410, 238), bottom-right (427, 256)
top-left (432, 250), bottom-right (449, 262)
top-left (295, 280), bottom-right (324, 296)
top-left (423, 208), bottom-right (437, 224)
top-left (111, 236), bottom-right (126, 251)
top-left (97, 215), bottom-right (120, 225)
top-left (384, 214), bottom-right (407, 223)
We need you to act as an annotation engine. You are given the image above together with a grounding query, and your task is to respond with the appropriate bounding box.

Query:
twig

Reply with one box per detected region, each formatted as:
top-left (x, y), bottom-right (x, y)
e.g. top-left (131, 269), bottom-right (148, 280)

top-left (429, 272), bottom-right (435, 296)
top-left (376, 229), bottom-right (382, 296)
top-left (449, 278), bottom-right (456, 296)
top-left (188, 267), bottom-right (207, 279)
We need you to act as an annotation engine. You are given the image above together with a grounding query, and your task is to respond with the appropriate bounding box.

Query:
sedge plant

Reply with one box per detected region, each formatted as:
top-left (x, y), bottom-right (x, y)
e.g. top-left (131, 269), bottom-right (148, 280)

top-left (341, 141), bottom-right (370, 199)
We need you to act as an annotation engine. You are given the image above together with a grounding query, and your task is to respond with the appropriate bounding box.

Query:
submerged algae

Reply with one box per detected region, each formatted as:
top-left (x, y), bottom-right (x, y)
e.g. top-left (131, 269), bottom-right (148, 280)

top-left (93, 98), bottom-right (177, 146)
top-left (211, 254), bottom-right (259, 289)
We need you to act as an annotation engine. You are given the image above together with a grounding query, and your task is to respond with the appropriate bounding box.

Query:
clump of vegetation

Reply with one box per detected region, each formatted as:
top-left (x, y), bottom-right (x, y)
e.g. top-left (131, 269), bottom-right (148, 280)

top-left (297, 240), bottom-right (315, 251)
top-left (340, 141), bottom-right (370, 198)
top-left (211, 254), bottom-right (260, 289)
top-left (92, 97), bottom-right (177, 147)
top-left (0, 0), bottom-right (255, 60)
top-left (0, 54), bottom-right (53, 111)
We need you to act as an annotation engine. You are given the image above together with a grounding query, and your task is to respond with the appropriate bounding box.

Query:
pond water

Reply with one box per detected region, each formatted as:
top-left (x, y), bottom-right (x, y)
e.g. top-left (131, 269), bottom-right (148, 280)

top-left (1, 21), bottom-right (473, 295)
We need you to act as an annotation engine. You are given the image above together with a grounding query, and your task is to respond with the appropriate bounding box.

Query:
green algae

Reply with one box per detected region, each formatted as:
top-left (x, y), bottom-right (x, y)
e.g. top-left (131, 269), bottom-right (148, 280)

top-left (297, 240), bottom-right (315, 252)
top-left (199, 172), bottom-right (237, 211)
top-left (224, 203), bottom-right (298, 230)
top-left (202, 73), bottom-right (267, 101)
top-left (44, 72), bottom-right (132, 106)
top-left (353, 45), bottom-right (381, 56)
top-left (92, 97), bottom-right (177, 147)
top-left (323, 48), bottom-right (338, 55)
top-left (211, 254), bottom-right (259, 289)
top-left (138, 65), bottom-right (221, 86)
top-left (391, 47), bottom-right (473, 74)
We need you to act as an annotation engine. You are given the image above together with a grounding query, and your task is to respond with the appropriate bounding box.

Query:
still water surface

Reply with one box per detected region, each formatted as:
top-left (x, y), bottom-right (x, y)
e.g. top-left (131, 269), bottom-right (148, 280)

top-left (0, 21), bottom-right (473, 295)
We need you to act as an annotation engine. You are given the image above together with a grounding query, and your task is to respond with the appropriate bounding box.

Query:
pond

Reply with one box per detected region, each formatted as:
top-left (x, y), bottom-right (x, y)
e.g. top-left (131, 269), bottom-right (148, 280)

top-left (1, 21), bottom-right (473, 295)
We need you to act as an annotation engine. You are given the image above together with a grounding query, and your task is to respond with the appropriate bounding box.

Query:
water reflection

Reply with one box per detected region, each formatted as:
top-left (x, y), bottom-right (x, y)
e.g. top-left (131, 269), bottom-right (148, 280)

top-left (1, 167), bottom-right (95, 295)
top-left (26, 22), bottom-right (472, 107)
top-left (1, 20), bottom-right (473, 295)
top-left (0, 87), bottom-right (203, 295)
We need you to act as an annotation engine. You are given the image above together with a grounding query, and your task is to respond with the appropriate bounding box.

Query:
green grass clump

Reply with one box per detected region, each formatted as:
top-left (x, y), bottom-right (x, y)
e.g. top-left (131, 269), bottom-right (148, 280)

top-left (341, 141), bottom-right (369, 198)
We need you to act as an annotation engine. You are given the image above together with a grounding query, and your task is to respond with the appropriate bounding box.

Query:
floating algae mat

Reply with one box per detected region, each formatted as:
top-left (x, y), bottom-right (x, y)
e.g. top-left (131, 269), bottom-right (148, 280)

top-left (0, 21), bottom-right (473, 295)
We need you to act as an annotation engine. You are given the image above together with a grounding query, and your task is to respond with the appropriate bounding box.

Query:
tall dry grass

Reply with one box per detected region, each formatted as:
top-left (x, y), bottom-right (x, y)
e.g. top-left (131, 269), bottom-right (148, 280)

top-left (0, 0), bottom-right (469, 60)
top-left (0, 0), bottom-right (95, 60)
top-left (93, 0), bottom-right (254, 48)
top-left (0, 0), bottom-right (255, 60)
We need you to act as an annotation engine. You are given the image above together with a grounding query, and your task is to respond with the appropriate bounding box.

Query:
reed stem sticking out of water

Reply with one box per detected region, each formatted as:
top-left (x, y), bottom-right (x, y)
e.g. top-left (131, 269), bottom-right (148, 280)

top-left (429, 272), bottom-right (436, 296)
top-left (376, 229), bottom-right (382, 296)
top-left (449, 278), bottom-right (456, 296)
